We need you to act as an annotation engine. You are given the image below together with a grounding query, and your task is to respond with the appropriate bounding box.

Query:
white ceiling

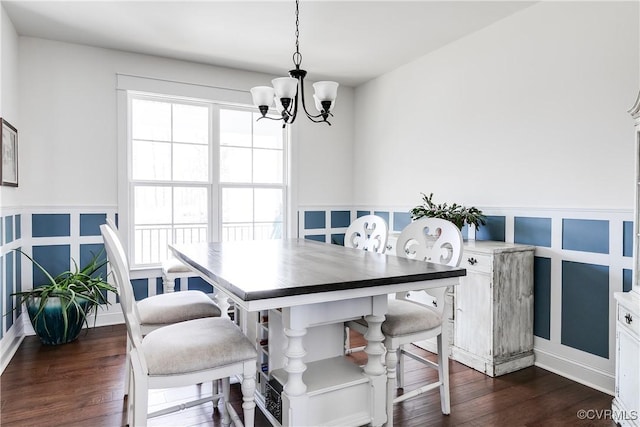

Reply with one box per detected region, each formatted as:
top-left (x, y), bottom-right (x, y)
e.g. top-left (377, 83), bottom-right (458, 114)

top-left (3, 1), bottom-right (536, 87)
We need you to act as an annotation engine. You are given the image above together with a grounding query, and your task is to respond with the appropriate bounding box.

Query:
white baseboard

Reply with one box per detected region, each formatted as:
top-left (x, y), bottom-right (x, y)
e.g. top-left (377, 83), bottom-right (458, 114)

top-left (416, 340), bottom-right (615, 395)
top-left (0, 315), bottom-right (26, 374)
top-left (534, 348), bottom-right (615, 396)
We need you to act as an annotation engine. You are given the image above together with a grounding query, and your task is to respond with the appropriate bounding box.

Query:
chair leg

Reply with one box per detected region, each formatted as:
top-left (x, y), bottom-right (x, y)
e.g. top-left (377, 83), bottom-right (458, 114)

top-left (241, 366), bottom-right (257, 427)
top-left (221, 377), bottom-right (231, 427)
top-left (124, 336), bottom-right (131, 396)
top-left (126, 345), bottom-right (136, 427)
top-left (397, 344), bottom-right (405, 389)
top-left (212, 379), bottom-right (220, 408)
top-left (344, 326), bottom-right (350, 353)
top-left (437, 334), bottom-right (451, 415)
top-left (162, 274), bottom-right (176, 293)
top-left (131, 359), bottom-right (148, 427)
top-left (385, 340), bottom-right (398, 427)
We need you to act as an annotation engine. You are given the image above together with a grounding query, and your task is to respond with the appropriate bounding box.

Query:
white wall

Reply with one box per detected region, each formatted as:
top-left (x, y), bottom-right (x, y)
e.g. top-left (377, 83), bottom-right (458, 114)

top-left (1, 5), bottom-right (18, 122)
top-left (17, 37), bottom-right (354, 209)
top-left (351, 1), bottom-right (639, 393)
top-left (353, 1), bottom-right (639, 210)
top-left (1, 4), bottom-right (19, 207)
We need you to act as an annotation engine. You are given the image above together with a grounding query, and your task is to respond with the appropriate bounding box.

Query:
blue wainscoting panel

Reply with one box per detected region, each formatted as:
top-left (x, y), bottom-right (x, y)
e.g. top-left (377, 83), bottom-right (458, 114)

top-left (131, 279), bottom-right (149, 300)
top-left (623, 221), bottom-right (633, 257)
top-left (533, 256), bottom-right (551, 340)
top-left (393, 212), bottom-right (411, 232)
top-left (4, 216), bottom-right (13, 244)
top-left (623, 269), bottom-right (633, 292)
top-left (460, 224), bottom-right (469, 240)
top-left (0, 219), bottom-right (3, 245)
top-left (476, 216), bottom-right (506, 242)
top-left (515, 217), bottom-right (552, 247)
top-left (80, 213), bottom-right (107, 236)
top-left (331, 211), bottom-right (351, 228)
top-left (15, 248), bottom-right (22, 316)
top-left (5, 251), bottom-right (14, 330)
top-left (304, 211), bottom-right (325, 229)
top-left (357, 210), bottom-right (370, 218)
top-left (374, 211), bottom-right (389, 225)
top-left (305, 234), bottom-right (326, 243)
top-left (32, 214), bottom-right (71, 238)
top-left (156, 278), bottom-right (163, 295)
top-left (32, 245), bottom-right (71, 287)
top-left (562, 219), bottom-right (609, 254)
top-left (188, 276), bottom-right (214, 293)
top-left (331, 233), bottom-right (345, 246)
top-left (80, 243), bottom-right (107, 280)
top-left (561, 261), bottom-right (609, 358)
top-left (15, 214), bottom-right (21, 239)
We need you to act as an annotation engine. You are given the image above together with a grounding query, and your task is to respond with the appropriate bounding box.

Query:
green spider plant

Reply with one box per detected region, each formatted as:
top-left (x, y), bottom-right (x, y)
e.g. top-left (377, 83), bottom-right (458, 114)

top-left (11, 248), bottom-right (117, 343)
top-left (410, 192), bottom-right (487, 230)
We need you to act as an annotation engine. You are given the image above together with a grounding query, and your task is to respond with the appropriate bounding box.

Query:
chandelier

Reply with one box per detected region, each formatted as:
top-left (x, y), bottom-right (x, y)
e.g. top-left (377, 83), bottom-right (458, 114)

top-left (250, 0), bottom-right (339, 126)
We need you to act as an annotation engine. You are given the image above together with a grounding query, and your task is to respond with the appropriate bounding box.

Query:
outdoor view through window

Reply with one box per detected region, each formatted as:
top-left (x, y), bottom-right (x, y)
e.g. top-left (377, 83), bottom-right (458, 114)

top-left (130, 96), bottom-right (285, 266)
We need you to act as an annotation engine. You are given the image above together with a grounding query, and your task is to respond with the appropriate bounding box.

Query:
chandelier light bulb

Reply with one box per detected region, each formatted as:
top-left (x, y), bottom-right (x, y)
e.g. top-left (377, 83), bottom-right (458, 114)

top-left (312, 81), bottom-right (339, 102)
top-left (250, 86), bottom-right (275, 108)
top-left (272, 77), bottom-right (298, 99)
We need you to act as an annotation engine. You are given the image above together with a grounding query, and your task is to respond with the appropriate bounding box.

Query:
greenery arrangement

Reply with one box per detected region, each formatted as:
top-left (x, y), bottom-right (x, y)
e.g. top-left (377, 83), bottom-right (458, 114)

top-left (410, 192), bottom-right (487, 230)
top-left (11, 249), bottom-right (117, 345)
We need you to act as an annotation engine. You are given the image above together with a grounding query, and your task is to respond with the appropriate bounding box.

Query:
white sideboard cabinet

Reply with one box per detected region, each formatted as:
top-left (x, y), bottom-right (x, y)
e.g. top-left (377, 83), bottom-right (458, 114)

top-left (451, 240), bottom-right (535, 377)
top-left (386, 235), bottom-right (535, 377)
top-left (611, 92), bottom-right (640, 426)
top-left (612, 292), bottom-right (640, 426)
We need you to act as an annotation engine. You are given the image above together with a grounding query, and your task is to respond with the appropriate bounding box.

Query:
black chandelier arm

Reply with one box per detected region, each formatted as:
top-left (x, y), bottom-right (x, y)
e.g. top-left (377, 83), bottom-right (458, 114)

top-left (256, 115), bottom-right (286, 122)
top-left (295, 73), bottom-right (332, 124)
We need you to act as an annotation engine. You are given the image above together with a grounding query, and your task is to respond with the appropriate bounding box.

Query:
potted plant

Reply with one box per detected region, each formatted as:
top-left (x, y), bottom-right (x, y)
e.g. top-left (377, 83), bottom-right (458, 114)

top-left (410, 192), bottom-right (486, 230)
top-left (11, 249), bottom-right (117, 345)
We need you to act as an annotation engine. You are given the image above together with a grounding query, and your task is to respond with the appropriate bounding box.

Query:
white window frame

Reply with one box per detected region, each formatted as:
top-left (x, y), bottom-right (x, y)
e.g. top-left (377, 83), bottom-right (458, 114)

top-left (116, 75), bottom-right (290, 270)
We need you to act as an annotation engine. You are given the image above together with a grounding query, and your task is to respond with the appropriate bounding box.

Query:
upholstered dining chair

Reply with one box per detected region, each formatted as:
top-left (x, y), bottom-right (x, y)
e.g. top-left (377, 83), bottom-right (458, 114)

top-left (343, 214), bottom-right (389, 253)
top-left (346, 217), bottom-right (463, 426)
top-left (104, 219), bottom-right (222, 398)
top-left (101, 224), bottom-right (257, 427)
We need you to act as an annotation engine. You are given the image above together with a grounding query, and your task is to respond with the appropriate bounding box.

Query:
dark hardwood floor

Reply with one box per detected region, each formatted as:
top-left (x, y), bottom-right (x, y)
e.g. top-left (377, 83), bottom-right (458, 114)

top-left (1, 324), bottom-right (616, 427)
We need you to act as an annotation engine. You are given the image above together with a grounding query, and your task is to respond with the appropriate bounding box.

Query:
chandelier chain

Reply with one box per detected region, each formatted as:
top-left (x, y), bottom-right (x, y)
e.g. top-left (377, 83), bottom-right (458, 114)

top-left (293, 0), bottom-right (302, 66)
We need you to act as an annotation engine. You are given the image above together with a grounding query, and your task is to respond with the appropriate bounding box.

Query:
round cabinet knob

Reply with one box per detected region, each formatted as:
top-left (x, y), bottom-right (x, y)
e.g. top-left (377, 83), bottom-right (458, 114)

top-left (467, 257), bottom-right (478, 265)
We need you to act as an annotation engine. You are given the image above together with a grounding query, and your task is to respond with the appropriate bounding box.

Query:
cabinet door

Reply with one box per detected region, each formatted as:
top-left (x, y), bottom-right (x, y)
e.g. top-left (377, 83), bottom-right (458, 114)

top-left (454, 271), bottom-right (493, 359)
top-left (617, 326), bottom-right (640, 414)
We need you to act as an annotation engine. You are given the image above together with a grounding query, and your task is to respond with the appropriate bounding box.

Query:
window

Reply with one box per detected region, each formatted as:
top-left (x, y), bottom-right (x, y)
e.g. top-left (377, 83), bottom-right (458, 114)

top-left (129, 94), bottom-right (286, 267)
top-left (219, 109), bottom-right (285, 241)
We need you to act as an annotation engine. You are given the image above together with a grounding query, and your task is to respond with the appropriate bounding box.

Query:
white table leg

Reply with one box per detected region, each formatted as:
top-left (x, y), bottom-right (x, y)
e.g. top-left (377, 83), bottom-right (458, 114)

top-left (363, 314), bottom-right (386, 376)
top-left (282, 326), bottom-right (308, 426)
top-left (364, 294), bottom-right (388, 427)
top-left (385, 342), bottom-right (398, 427)
top-left (283, 327), bottom-right (307, 396)
top-left (214, 290), bottom-right (231, 320)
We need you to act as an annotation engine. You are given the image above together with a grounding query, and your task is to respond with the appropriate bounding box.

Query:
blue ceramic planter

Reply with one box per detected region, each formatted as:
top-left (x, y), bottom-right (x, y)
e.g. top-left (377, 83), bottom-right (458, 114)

top-left (26, 296), bottom-right (92, 345)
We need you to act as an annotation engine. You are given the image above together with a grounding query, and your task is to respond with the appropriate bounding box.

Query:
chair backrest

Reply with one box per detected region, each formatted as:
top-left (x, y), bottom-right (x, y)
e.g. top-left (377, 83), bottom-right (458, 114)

top-left (344, 215), bottom-right (389, 254)
top-left (395, 218), bottom-right (463, 267)
top-left (100, 224), bottom-right (147, 370)
top-left (395, 218), bottom-right (463, 312)
top-left (105, 218), bottom-right (118, 232)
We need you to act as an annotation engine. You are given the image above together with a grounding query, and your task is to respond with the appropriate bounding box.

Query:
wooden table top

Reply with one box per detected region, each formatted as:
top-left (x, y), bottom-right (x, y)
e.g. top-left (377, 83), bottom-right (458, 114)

top-left (170, 239), bottom-right (466, 302)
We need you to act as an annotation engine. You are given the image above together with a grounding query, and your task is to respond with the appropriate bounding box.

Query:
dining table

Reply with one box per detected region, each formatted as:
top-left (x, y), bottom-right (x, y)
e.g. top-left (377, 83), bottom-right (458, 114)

top-left (170, 238), bottom-right (466, 427)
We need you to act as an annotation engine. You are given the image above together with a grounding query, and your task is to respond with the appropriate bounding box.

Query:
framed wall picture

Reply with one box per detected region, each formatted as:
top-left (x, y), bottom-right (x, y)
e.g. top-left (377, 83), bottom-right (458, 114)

top-left (1, 118), bottom-right (18, 187)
